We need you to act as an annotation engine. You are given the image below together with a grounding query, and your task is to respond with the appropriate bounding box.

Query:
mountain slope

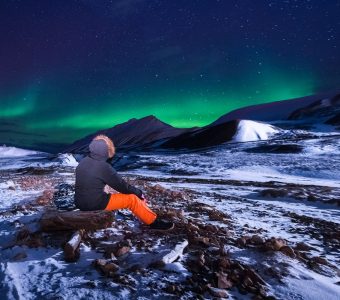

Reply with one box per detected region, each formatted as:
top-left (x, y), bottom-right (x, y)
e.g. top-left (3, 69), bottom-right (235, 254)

top-left (211, 90), bottom-right (340, 125)
top-left (62, 90), bottom-right (340, 153)
top-left (63, 115), bottom-right (194, 153)
top-left (288, 93), bottom-right (340, 126)
top-left (160, 119), bottom-right (281, 149)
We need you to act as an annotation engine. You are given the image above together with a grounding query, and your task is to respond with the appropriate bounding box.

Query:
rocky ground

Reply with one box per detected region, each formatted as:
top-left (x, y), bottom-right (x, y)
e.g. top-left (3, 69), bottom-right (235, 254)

top-left (0, 135), bottom-right (339, 299)
top-left (0, 167), bottom-right (339, 299)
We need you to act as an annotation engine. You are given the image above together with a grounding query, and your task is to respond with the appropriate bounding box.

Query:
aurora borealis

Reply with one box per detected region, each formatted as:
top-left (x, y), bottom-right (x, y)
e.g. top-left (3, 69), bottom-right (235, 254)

top-left (1, 1), bottom-right (340, 151)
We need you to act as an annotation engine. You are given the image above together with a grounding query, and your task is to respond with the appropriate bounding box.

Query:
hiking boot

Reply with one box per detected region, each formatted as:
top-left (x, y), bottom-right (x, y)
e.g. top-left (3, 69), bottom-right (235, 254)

top-left (149, 218), bottom-right (174, 231)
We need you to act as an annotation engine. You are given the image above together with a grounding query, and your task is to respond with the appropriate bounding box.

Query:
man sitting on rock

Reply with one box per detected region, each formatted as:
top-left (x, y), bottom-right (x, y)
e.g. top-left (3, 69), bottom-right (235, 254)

top-left (74, 134), bottom-right (174, 231)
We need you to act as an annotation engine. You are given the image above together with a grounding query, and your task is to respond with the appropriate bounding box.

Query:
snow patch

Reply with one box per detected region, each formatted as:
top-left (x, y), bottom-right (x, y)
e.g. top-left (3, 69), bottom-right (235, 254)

top-left (0, 180), bottom-right (16, 189)
top-left (233, 120), bottom-right (280, 142)
top-left (58, 153), bottom-right (78, 167)
top-left (0, 146), bottom-right (40, 157)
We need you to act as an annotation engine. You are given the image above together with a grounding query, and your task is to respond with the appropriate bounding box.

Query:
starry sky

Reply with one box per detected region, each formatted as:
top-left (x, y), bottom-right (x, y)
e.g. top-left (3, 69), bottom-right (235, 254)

top-left (0, 0), bottom-right (339, 151)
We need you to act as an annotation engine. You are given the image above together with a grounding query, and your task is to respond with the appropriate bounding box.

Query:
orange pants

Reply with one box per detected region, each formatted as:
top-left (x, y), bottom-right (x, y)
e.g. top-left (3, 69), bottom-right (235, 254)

top-left (105, 193), bottom-right (157, 225)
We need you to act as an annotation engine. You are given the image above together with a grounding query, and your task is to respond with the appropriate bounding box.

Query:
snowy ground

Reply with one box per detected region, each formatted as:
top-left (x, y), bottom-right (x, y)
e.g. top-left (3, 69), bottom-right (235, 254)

top-left (0, 133), bottom-right (339, 299)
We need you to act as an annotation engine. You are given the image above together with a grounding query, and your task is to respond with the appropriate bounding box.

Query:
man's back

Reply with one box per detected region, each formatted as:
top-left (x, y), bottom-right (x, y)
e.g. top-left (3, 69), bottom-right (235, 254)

top-left (75, 156), bottom-right (110, 211)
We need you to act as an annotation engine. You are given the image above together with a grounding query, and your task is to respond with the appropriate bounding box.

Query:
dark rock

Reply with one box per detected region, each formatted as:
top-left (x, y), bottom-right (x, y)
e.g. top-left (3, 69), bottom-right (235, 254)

top-left (264, 237), bottom-right (287, 251)
top-left (115, 246), bottom-right (131, 257)
top-left (250, 235), bottom-right (265, 245)
top-left (245, 144), bottom-right (303, 154)
top-left (93, 259), bottom-right (119, 276)
top-left (12, 252), bottom-right (27, 261)
top-left (104, 262), bottom-right (119, 275)
top-left (294, 242), bottom-right (314, 251)
top-left (217, 272), bottom-right (233, 289)
top-left (236, 237), bottom-right (248, 247)
top-left (209, 286), bottom-right (229, 298)
top-left (260, 189), bottom-right (289, 198)
top-left (244, 267), bottom-right (266, 286)
top-left (280, 246), bottom-right (296, 258)
top-left (165, 284), bottom-right (177, 294)
top-left (311, 256), bottom-right (329, 266)
top-left (219, 257), bottom-right (231, 270)
top-left (196, 237), bottom-right (210, 246)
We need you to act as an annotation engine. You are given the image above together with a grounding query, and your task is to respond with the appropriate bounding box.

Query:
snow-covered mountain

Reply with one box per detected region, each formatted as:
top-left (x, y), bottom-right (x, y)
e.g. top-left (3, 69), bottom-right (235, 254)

top-left (160, 119), bottom-right (281, 149)
top-left (61, 90), bottom-right (340, 154)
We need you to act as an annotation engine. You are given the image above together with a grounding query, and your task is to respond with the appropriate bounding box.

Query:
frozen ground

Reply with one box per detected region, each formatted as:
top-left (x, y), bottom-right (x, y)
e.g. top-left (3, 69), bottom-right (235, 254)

top-left (0, 133), bottom-right (339, 299)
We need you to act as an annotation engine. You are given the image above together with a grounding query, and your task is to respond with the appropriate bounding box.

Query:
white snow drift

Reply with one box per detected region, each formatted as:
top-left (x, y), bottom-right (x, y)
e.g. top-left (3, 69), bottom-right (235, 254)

top-left (233, 120), bottom-right (281, 142)
top-left (57, 153), bottom-right (78, 167)
top-left (0, 146), bottom-right (40, 157)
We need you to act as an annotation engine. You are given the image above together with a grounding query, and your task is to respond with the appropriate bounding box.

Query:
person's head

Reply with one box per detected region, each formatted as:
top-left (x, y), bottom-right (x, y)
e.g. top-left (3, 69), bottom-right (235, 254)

top-left (89, 134), bottom-right (115, 159)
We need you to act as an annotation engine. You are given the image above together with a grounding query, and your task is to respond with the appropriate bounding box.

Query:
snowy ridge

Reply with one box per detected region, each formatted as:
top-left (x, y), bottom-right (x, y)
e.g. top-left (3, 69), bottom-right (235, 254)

top-left (233, 120), bottom-right (281, 142)
top-left (0, 146), bottom-right (40, 157)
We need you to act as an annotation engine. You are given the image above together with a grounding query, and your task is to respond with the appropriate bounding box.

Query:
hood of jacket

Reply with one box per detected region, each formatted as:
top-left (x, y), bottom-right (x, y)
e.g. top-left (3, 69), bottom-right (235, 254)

top-left (89, 139), bottom-right (109, 161)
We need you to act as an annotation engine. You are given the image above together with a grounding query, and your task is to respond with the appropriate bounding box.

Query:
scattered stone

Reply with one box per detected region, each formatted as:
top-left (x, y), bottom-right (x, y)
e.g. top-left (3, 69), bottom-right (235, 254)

top-left (209, 286), bottom-right (229, 298)
top-left (165, 284), bottom-right (177, 294)
top-left (197, 252), bottom-right (205, 267)
top-left (86, 280), bottom-right (98, 288)
top-left (236, 237), bottom-right (248, 247)
top-left (219, 257), bottom-right (231, 270)
top-left (16, 227), bottom-right (44, 248)
top-left (294, 242), bottom-right (314, 251)
top-left (64, 230), bottom-right (83, 262)
top-left (217, 272), bottom-right (233, 289)
top-left (264, 237), bottom-right (286, 251)
top-left (196, 237), bottom-right (210, 246)
top-left (204, 224), bottom-right (219, 233)
top-left (311, 256), bottom-right (329, 266)
top-left (188, 222), bottom-right (200, 232)
top-left (260, 189), bottom-right (289, 198)
top-left (115, 246), bottom-right (131, 257)
top-left (12, 252), bottom-right (27, 261)
top-left (251, 235), bottom-right (265, 245)
top-left (280, 246), bottom-right (296, 258)
top-left (244, 267), bottom-right (267, 286)
top-left (104, 262), bottom-right (120, 274)
top-left (208, 210), bottom-right (228, 222)
top-left (93, 259), bottom-right (119, 276)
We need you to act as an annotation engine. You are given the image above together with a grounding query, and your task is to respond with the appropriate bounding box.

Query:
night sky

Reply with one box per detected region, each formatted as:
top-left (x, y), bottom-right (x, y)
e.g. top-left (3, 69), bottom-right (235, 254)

top-left (1, 0), bottom-right (339, 150)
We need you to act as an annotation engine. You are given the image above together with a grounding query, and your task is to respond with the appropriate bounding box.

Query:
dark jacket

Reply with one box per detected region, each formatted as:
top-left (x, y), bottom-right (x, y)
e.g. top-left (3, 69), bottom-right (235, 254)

top-left (74, 139), bottom-right (143, 211)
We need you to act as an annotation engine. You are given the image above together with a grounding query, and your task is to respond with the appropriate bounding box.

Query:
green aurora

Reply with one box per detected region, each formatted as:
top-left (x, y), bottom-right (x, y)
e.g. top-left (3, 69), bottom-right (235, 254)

top-left (1, 0), bottom-right (339, 151)
top-left (1, 69), bottom-right (315, 147)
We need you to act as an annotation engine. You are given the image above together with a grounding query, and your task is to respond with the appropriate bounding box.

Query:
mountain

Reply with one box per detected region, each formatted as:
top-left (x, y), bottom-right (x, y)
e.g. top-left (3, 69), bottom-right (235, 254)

top-left (63, 115), bottom-right (194, 154)
top-left (211, 90), bottom-right (340, 126)
top-left (160, 119), bottom-right (281, 149)
top-left (288, 93), bottom-right (340, 127)
top-left (63, 90), bottom-right (340, 154)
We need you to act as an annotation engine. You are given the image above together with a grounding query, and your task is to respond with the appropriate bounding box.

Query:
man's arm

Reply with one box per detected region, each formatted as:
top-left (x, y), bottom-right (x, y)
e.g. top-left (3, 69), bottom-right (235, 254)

top-left (102, 163), bottom-right (143, 198)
